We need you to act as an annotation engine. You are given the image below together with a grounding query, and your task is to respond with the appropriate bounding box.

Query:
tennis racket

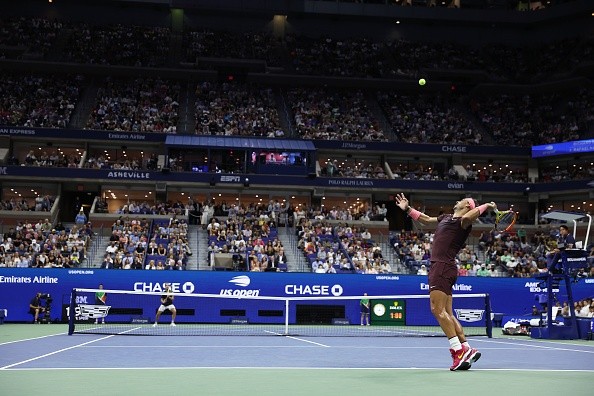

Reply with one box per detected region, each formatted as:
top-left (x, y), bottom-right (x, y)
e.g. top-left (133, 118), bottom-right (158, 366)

top-left (494, 209), bottom-right (517, 232)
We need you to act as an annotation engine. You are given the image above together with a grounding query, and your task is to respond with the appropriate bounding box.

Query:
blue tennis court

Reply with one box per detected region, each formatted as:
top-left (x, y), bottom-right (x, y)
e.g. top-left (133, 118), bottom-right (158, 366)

top-left (0, 325), bottom-right (592, 395)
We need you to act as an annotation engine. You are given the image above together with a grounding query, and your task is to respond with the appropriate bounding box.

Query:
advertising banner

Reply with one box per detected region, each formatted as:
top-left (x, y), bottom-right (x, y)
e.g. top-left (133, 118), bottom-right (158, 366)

top-left (1, 269), bottom-right (592, 325)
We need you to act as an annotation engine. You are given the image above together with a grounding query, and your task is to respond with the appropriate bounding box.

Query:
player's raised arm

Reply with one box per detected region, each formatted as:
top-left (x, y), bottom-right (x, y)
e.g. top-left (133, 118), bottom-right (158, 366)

top-left (394, 193), bottom-right (438, 225)
top-left (461, 200), bottom-right (497, 229)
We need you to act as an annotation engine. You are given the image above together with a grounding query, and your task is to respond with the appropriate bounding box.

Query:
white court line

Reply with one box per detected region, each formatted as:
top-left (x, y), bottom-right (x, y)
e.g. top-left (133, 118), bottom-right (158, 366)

top-left (474, 338), bottom-right (594, 354)
top-left (261, 330), bottom-right (330, 347)
top-left (0, 332), bottom-right (67, 347)
top-left (0, 327), bottom-right (141, 370)
top-left (83, 345), bottom-right (324, 348)
top-left (2, 366), bottom-right (593, 372)
top-left (492, 337), bottom-right (594, 349)
top-left (79, 345), bottom-right (536, 351)
top-left (284, 336), bottom-right (330, 347)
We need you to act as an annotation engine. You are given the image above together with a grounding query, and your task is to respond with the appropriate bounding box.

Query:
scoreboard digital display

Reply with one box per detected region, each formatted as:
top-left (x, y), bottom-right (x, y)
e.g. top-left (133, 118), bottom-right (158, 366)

top-left (370, 299), bottom-right (406, 325)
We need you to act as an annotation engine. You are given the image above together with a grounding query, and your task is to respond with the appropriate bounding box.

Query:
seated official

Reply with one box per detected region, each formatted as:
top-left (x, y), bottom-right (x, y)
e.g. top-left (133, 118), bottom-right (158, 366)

top-left (547, 225), bottom-right (576, 272)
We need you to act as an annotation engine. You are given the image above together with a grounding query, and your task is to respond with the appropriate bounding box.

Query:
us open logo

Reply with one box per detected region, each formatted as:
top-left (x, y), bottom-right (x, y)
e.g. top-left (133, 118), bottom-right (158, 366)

top-left (220, 276), bottom-right (260, 296)
top-left (454, 309), bottom-right (485, 323)
top-left (229, 276), bottom-right (251, 287)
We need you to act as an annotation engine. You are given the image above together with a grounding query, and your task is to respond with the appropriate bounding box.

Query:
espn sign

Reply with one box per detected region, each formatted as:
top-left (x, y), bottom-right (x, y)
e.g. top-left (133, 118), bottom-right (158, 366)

top-left (220, 175), bottom-right (241, 183)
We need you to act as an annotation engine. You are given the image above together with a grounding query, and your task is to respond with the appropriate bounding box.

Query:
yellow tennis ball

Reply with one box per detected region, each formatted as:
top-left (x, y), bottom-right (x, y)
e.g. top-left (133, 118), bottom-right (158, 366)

top-left (418, 78), bottom-right (426, 86)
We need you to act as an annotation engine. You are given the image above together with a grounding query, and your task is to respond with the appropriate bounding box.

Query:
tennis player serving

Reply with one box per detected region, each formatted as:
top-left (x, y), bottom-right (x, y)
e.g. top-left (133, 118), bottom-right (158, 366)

top-left (395, 194), bottom-right (496, 370)
top-left (153, 283), bottom-right (177, 327)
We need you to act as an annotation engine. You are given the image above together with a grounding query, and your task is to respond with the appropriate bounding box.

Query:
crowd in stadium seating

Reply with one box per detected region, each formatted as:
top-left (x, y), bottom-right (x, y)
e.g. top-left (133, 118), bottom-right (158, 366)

top-left (458, 163), bottom-right (530, 183)
top-left (1, 15), bottom-right (593, 83)
top-left (146, 218), bottom-right (191, 270)
top-left (0, 17), bottom-right (63, 59)
top-left (317, 159), bottom-right (532, 183)
top-left (0, 219), bottom-right (91, 268)
top-left (392, 227), bottom-right (594, 277)
top-left (5, 10), bottom-right (590, 76)
top-left (390, 162), bottom-right (443, 181)
top-left (1, 14), bottom-right (593, 148)
top-left (83, 152), bottom-right (159, 171)
top-left (469, 90), bottom-right (593, 147)
top-left (293, 203), bottom-right (386, 224)
top-left (1, 14), bottom-right (592, 275)
top-left (288, 35), bottom-right (393, 78)
top-left (539, 159), bottom-right (594, 182)
top-left (101, 217), bottom-right (148, 270)
top-left (0, 74), bottom-right (82, 128)
top-left (0, 195), bottom-right (55, 212)
top-left (63, 24), bottom-right (170, 67)
top-left (184, 30), bottom-right (283, 67)
top-left (195, 82), bottom-right (283, 137)
top-left (93, 198), bottom-right (594, 277)
top-left (288, 88), bottom-right (387, 141)
top-left (20, 150), bottom-right (81, 168)
top-left (101, 217), bottom-right (191, 270)
top-left (116, 201), bottom-right (188, 216)
top-left (320, 158), bottom-right (388, 179)
top-left (86, 77), bottom-right (179, 133)
top-left (298, 219), bottom-right (352, 274)
top-left (85, 156), bottom-right (142, 170)
top-left (574, 297), bottom-right (594, 318)
top-left (377, 93), bottom-right (481, 145)
top-left (2, 74), bottom-right (588, 148)
top-left (203, 202), bottom-right (287, 272)
top-left (283, 31), bottom-right (594, 84)
top-left (292, 201), bottom-right (392, 274)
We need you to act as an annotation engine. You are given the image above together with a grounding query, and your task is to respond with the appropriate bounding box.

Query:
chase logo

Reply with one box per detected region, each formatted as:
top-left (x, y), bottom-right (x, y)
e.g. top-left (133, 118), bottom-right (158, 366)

top-left (182, 281), bottom-right (195, 293)
top-left (454, 309), bottom-right (484, 323)
top-left (229, 276), bottom-right (251, 287)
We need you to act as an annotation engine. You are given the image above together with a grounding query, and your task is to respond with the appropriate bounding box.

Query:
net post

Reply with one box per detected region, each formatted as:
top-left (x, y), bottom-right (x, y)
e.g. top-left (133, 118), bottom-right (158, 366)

top-left (284, 298), bottom-right (289, 336)
top-left (68, 288), bottom-right (77, 335)
top-left (484, 293), bottom-right (493, 338)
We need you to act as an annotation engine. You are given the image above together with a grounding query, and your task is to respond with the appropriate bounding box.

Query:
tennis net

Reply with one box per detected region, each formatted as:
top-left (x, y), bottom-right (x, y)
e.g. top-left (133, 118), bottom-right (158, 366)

top-left (68, 288), bottom-right (493, 337)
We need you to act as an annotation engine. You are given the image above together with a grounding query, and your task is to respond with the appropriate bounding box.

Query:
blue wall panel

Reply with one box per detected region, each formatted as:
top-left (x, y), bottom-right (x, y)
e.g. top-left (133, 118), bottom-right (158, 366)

top-left (1, 269), bottom-right (592, 324)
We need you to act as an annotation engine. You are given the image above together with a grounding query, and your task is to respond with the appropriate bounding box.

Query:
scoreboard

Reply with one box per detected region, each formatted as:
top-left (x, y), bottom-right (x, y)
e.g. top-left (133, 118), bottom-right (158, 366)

top-left (370, 299), bottom-right (406, 325)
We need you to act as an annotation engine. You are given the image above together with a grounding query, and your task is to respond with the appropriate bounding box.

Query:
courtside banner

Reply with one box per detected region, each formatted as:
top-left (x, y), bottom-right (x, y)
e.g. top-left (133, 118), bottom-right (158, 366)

top-left (0, 269), bottom-right (592, 323)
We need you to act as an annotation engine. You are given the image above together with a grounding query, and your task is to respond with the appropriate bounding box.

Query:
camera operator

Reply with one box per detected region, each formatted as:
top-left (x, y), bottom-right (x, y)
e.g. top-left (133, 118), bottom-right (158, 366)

top-left (29, 292), bottom-right (47, 324)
